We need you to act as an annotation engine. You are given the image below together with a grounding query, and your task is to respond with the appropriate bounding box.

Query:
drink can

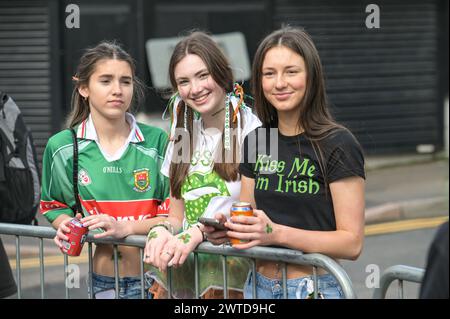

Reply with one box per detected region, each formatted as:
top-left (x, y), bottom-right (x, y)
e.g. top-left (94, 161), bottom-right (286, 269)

top-left (229, 202), bottom-right (253, 245)
top-left (60, 218), bottom-right (88, 256)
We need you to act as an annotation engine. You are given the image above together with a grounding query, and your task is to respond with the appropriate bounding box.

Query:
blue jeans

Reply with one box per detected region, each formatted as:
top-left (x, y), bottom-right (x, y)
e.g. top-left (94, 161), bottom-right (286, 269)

top-left (89, 272), bottom-right (154, 299)
top-left (243, 271), bottom-right (344, 299)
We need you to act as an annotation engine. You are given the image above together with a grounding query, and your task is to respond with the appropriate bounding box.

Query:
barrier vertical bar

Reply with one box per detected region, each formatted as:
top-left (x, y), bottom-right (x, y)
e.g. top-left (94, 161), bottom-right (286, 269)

top-left (39, 238), bottom-right (45, 299)
top-left (398, 280), bottom-right (404, 299)
top-left (222, 255), bottom-right (228, 299)
top-left (282, 263), bottom-right (287, 299)
top-left (252, 259), bottom-right (257, 299)
top-left (194, 252), bottom-right (199, 298)
top-left (140, 248), bottom-right (145, 299)
top-left (113, 245), bottom-right (119, 299)
top-left (64, 254), bottom-right (69, 299)
top-left (167, 266), bottom-right (172, 299)
top-left (88, 242), bottom-right (93, 299)
top-left (313, 266), bottom-right (318, 299)
top-left (15, 236), bottom-right (21, 299)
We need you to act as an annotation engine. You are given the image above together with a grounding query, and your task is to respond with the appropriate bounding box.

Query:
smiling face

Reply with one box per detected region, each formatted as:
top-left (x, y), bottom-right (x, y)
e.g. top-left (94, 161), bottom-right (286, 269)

top-left (78, 58), bottom-right (133, 120)
top-left (261, 46), bottom-right (307, 117)
top-left (174, 54), bottom-right (226, 116)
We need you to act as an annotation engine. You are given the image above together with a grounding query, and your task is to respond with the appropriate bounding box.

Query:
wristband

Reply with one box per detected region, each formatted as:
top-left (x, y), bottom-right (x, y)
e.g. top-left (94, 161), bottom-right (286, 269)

top-left (148, 221), bottom-right (175, 236)
top-left (195, 224), bottom-right (207, 241)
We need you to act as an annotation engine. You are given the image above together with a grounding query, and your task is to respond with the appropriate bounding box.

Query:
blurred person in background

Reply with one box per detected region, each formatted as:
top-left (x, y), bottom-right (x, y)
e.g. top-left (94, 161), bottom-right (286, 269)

top-left (419, 221), bottom-right (449, 299)
top-left (0, 238), bottom-right (17, 298)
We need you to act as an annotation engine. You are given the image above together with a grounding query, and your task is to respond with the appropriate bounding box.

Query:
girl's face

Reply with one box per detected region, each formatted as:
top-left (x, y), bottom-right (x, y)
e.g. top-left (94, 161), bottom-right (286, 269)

top-left (174, 54), bottom-right (226, 116)
top-left (79, 59), bottom-right (133, 120)
top-left (261, 46), bottom-right (307, 115)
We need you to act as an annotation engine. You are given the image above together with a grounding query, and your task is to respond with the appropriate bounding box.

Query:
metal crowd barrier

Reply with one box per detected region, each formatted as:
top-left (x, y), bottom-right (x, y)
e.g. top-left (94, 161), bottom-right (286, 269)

top-left (372, 265), bottom-right (425, 299)
top-left (0, 222), bottom-right (356, 299)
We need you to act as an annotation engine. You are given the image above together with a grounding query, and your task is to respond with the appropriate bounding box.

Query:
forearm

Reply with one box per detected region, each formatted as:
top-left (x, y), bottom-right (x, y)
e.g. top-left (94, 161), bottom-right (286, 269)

top-left (273, 177), bottom-right (365, 260)
top-left (122, 216), bottom-right (168, 236)
top-left (182, 225), bottom-right (204, 246)
top-left (273, 224), bottom-right (363, 260)
top-left (161, 195), bottom-right (185, 234)
top-left (164, 216), bottom-right (184, 234)
top-left (51, 214), bottom-right (73, 229)
top-left (124, 215), bottom-right (184, 237)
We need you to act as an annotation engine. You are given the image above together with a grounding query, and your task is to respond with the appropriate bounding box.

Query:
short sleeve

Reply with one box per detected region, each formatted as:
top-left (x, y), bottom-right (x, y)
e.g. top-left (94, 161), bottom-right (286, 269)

top-left (239, 130), bottom-right (258, 179)
top-left (156, 183), bottom-right (170, 216)
top-left (160, 140), bottom-right (174, 178)
top-left (39, 136), bottom-right (75, 223)
top-left (325, 129), bottom-right (365, 183)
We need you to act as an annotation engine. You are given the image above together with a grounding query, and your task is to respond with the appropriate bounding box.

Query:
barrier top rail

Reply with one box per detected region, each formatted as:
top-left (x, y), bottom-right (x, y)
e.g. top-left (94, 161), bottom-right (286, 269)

top-left (0, 222), bottom-right (356, 299)
top-left (372, 265), bottom-right (425, 299)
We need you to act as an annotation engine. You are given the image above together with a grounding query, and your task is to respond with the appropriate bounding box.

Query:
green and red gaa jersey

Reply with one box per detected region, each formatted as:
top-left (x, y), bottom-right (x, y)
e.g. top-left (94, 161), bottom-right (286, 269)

top-left (40, 113), bottom-right (170, 223)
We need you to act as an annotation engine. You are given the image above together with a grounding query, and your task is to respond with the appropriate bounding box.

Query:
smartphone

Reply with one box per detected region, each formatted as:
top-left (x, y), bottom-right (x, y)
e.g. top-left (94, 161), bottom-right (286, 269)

top-left (198, 217), bottom-right (228, 230)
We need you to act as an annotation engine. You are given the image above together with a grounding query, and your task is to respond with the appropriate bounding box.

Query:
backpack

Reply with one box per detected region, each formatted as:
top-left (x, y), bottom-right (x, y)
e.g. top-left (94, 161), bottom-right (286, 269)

top-left (0, 91), bottom-right (40, 225)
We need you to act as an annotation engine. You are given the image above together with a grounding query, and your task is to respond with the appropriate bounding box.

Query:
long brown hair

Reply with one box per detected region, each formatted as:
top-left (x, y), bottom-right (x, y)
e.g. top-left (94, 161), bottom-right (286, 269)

top-left (66, 40), bottom-right (145, 128)
top-left (168, 31), bottom-right (240, 199)
top-left (251, 27), bottom-right (347, 186)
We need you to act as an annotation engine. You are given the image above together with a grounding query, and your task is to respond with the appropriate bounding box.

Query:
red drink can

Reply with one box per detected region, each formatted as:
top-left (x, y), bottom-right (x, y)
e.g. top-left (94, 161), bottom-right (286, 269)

top-left (229, 202), bottom-right (253, 245)
top-left (60, 218), bottom-right (88, 256)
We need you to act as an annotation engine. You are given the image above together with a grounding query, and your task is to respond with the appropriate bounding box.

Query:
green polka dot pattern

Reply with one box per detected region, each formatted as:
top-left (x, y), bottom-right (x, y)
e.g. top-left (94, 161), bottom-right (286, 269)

top-left (181, 171), bottom-right (230, 225)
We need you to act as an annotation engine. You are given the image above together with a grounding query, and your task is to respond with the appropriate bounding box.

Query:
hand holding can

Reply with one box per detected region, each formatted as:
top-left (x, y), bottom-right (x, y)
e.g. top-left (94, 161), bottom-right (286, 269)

top-left (60, 218), bottom-right (89, 256)
top-left (229, 202), bottom-right (254, 245)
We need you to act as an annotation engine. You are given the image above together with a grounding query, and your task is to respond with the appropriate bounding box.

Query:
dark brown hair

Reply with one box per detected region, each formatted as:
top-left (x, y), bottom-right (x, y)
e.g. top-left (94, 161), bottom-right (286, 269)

top-left (168, 31), bottom-right (240, 199)
top-left (252, 27), bottom-right (342, 137)
top-left (66, 40), bottom-right (145, 128)
top-left (252, 27), bottom-right (348, 187)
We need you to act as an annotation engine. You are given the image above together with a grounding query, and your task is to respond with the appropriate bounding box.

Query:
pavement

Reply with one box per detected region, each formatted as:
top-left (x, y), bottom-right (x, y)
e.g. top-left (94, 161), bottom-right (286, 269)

top-left (1, 113), bottom-right (449, 257)
top-left (364, 154), bottom-right (449, 224)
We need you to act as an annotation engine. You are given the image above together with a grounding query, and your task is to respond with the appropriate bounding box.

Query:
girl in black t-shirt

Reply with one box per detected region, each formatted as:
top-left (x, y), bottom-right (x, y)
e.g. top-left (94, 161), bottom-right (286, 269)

top-left (204, 27), bottom-right (365, 299)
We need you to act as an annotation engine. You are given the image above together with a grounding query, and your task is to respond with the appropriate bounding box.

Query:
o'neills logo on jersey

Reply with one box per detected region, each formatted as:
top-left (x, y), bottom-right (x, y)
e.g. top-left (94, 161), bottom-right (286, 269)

top-left (133, 168), bottom-right (151, 192)
top-left (78, 169), bottom-right (91, 186)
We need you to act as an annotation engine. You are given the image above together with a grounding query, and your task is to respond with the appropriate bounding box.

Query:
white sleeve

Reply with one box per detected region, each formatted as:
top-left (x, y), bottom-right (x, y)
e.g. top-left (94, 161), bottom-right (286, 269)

top-left (160, 140), bottom-right (174, 178)
top-left (241, 108), bottom-right (262, 142)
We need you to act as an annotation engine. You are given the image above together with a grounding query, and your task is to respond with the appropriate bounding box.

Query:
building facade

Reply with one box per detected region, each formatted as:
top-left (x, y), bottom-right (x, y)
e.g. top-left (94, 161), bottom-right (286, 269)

top-left (0, 0), bottom-right (448, 163)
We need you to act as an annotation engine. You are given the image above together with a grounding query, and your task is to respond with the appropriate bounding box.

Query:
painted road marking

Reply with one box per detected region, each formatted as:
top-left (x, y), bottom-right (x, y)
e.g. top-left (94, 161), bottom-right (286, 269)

top-left (365, 216), bottom-right (448, 236)
top-left (10, 253), bottom-right (89, 270)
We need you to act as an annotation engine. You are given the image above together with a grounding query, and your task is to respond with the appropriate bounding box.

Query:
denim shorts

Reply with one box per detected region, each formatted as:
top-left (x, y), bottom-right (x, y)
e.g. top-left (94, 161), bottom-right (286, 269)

top-left (88, 272), bottom-right (154, 299)
top-left (243, 271), bottom-right (344, 299)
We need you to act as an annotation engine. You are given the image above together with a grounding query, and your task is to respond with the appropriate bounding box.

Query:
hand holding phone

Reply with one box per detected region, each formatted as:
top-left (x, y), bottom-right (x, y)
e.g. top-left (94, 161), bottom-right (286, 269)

top-left (198, 217), bottom-right (228, 231)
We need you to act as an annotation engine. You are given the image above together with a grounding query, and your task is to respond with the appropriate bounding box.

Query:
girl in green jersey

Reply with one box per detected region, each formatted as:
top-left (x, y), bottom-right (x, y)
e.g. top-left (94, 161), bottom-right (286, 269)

top-left (41, 41), bottom-right (170, 298)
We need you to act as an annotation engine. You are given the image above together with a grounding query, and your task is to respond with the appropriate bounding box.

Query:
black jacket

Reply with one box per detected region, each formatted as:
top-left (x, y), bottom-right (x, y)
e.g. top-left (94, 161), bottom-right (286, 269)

top-left (0, 237), bottom-right (17, 298)
top-left (419, 221), bottom-right (449, 299)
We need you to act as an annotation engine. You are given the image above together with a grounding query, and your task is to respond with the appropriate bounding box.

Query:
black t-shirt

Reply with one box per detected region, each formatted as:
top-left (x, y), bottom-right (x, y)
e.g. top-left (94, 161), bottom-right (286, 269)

top-left (419, 221), bottom-right (449, 299)
top-left (239, 127), bottom-right (365, 231)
